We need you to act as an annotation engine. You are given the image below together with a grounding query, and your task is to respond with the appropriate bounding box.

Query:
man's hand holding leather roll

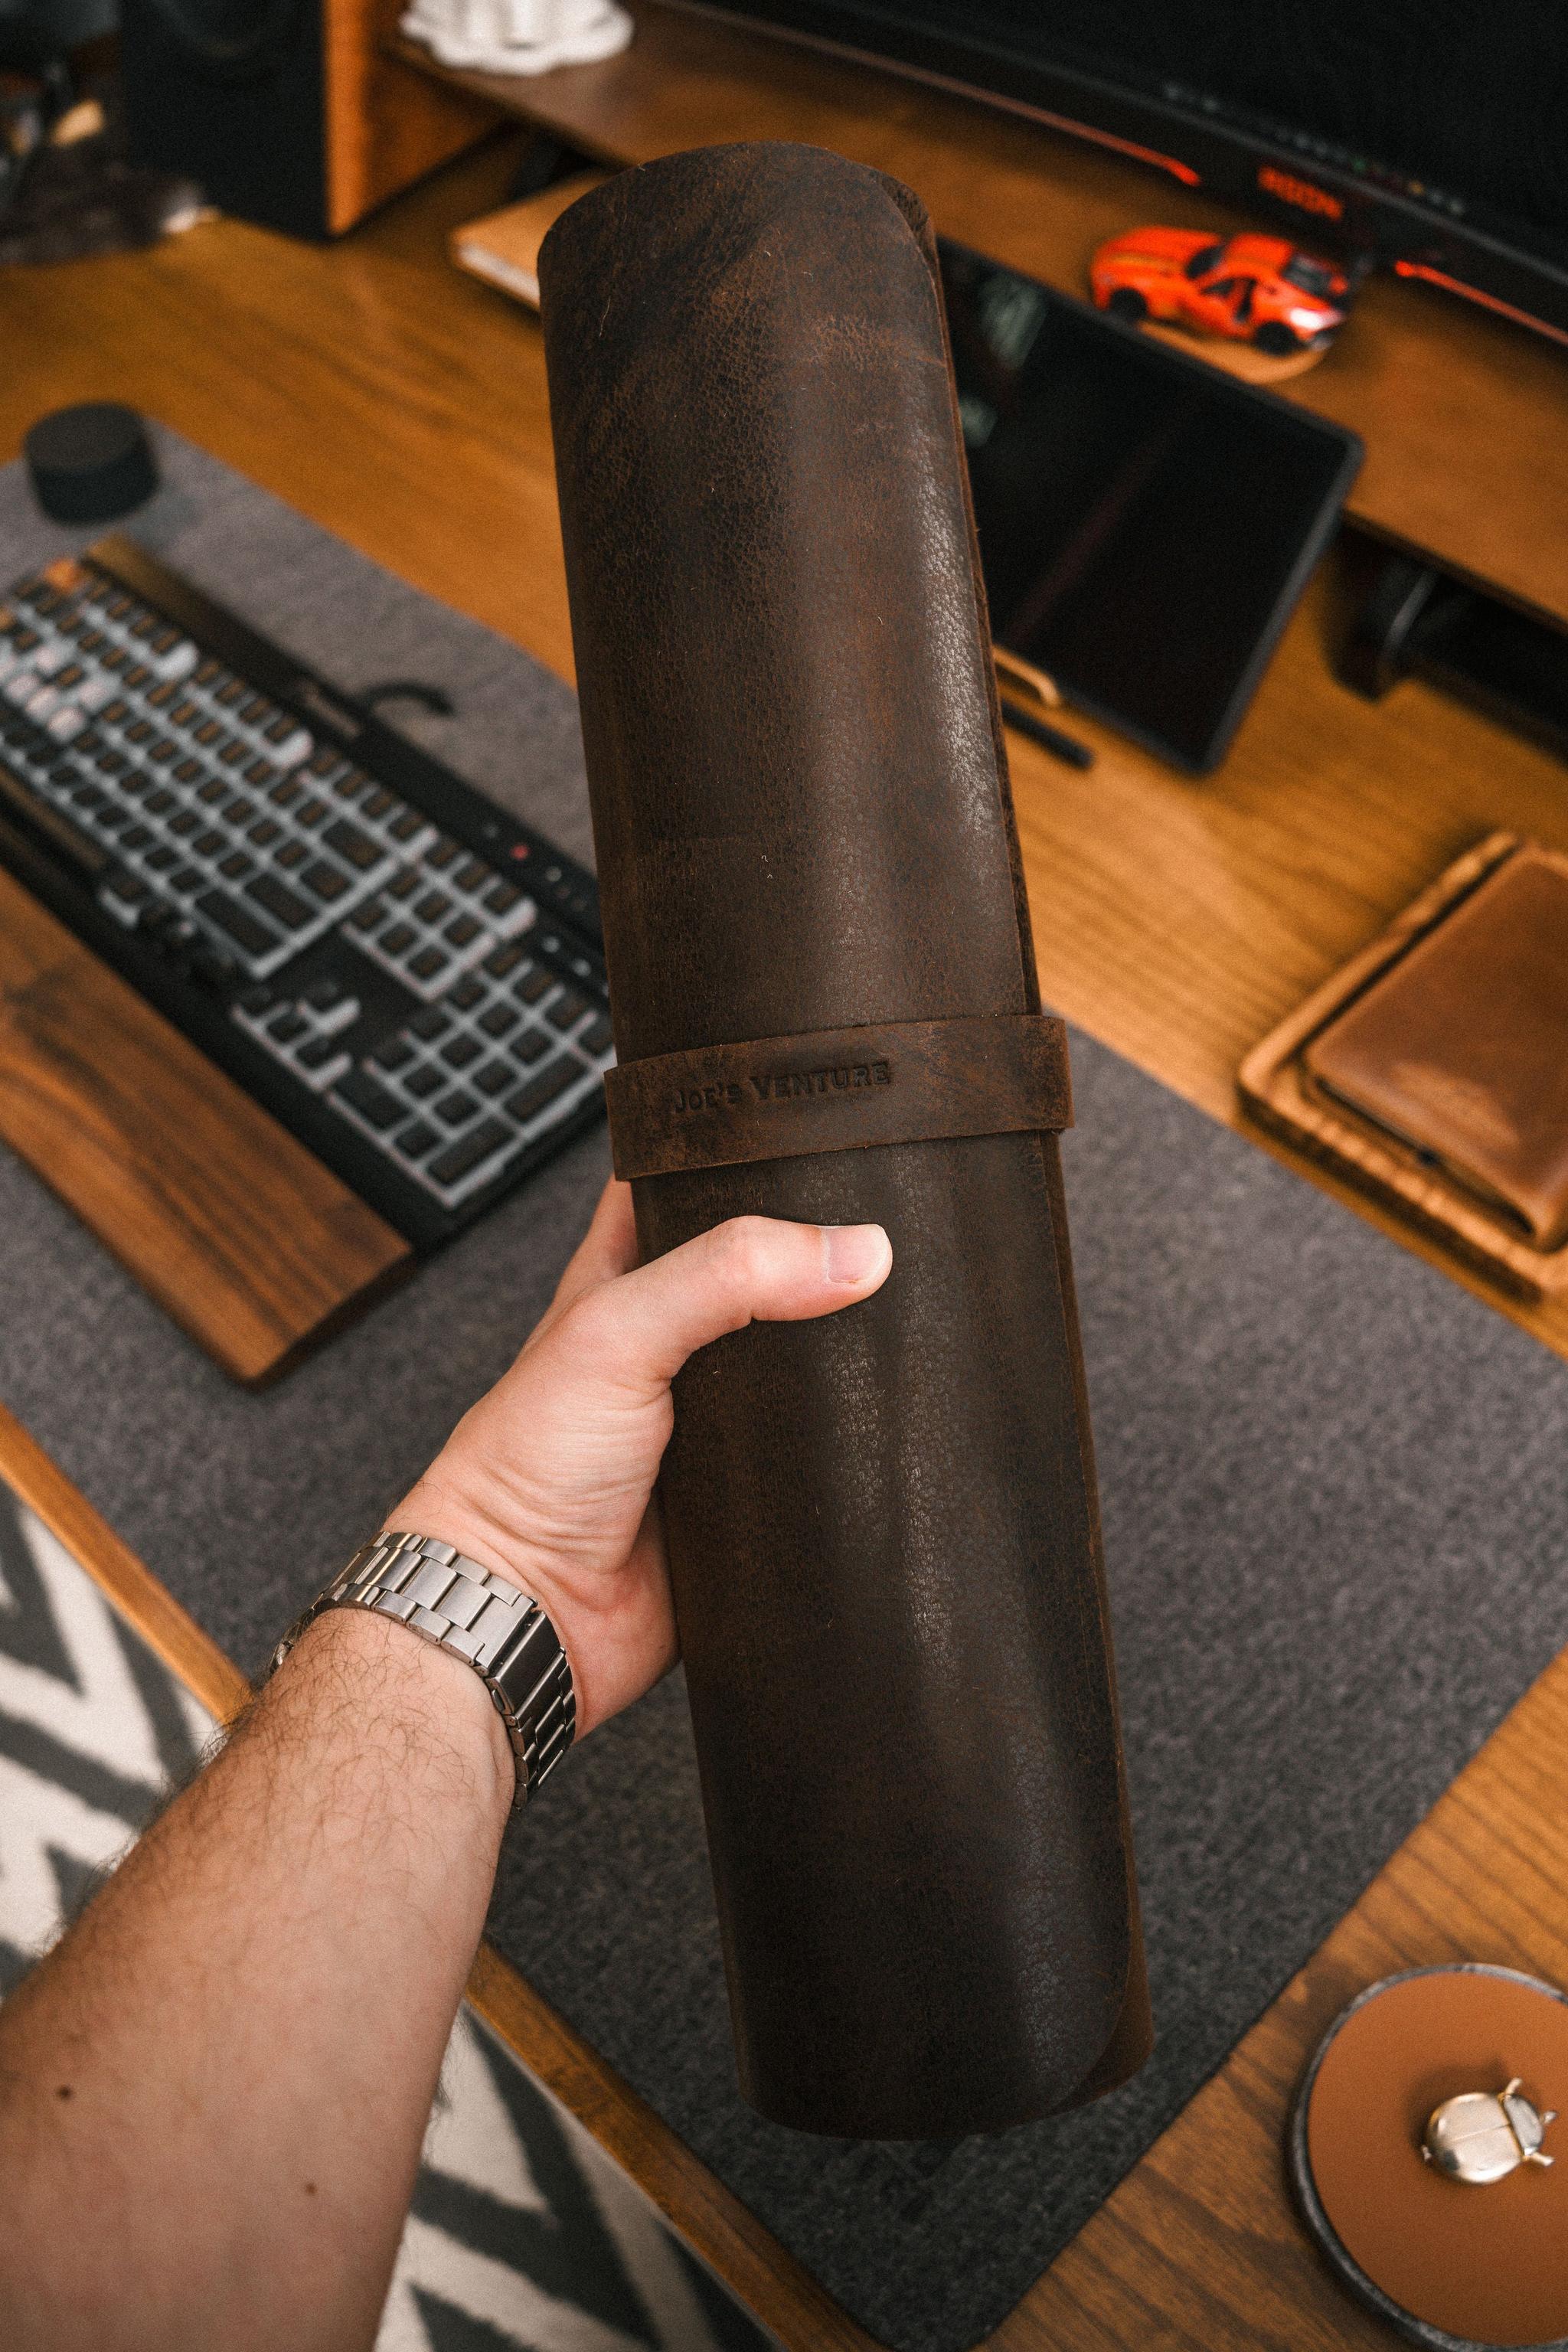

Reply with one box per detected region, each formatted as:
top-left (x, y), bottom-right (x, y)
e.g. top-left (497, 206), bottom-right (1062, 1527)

top-left (394, 1178), bottom-right (893, 1736)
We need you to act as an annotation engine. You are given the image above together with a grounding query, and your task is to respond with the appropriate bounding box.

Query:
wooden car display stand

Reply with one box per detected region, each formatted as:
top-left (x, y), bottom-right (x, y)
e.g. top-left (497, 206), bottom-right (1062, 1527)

top-left (5, 2), bottom-right (1568, 2342)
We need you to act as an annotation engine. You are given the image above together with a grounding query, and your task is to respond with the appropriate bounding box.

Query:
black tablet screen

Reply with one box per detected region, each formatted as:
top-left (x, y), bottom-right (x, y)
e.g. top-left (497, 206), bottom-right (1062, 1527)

top-left (939, 243), bottom-right (1362, 773)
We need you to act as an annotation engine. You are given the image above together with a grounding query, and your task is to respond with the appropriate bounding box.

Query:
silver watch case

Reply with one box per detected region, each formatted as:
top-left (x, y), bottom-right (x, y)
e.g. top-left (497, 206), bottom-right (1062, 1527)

top-left (272, 1530), bottom-right (576, 1809)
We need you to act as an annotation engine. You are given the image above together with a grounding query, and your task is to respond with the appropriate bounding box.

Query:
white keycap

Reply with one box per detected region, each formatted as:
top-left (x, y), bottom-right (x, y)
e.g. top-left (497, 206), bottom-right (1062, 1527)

top-left (47, 706), bottom-right (87, 742)
top-left (31, 640), bottom-right (70, 676)
top-left (77, 674), bottom-right (118, 713)
top-left (154, 640), bottom-right (199, 683)
top-left (492, 893), bottom-right (537, 940)
top-left (273, 727), bottom-right (313, 769)
top-left (4, 668), bottom-right (39, 705)
top-left (25, 684), bottom-right (60, 721)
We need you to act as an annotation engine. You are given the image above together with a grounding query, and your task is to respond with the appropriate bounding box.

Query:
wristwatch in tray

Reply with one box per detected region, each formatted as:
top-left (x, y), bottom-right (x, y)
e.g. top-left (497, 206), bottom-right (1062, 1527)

top-left (271, 1530), bottom-right (576, 1808)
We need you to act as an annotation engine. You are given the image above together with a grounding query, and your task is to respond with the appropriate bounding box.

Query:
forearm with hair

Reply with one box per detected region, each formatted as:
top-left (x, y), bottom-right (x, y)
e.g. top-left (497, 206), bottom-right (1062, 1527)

top-left (0, 1606), bottom-right (513, 2352)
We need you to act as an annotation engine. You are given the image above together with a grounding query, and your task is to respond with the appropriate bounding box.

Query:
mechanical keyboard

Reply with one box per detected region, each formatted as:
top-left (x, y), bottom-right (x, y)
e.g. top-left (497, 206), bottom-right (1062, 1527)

top-left (0, 537), bottom-right (612, 1250)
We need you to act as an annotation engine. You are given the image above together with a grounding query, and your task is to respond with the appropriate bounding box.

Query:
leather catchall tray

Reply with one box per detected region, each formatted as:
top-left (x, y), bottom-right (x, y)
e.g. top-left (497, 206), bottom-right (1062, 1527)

top-left (1240, 833), bottom-right (1568, 1298)
top-left (539, 143), bottom-right (1150, 2140)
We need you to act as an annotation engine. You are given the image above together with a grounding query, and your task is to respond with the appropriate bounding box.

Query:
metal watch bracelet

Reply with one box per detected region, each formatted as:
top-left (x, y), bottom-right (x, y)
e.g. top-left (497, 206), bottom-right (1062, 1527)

top-left (270, 1530), bottom-right (576, 1810)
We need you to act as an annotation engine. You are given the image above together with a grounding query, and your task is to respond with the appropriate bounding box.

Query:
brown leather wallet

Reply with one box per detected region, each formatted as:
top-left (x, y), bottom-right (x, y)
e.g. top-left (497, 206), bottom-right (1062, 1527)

top-left (541, 142), bottom-right (1149, 2139)
top-left (1303, 843), bottom-right (1568, 1248)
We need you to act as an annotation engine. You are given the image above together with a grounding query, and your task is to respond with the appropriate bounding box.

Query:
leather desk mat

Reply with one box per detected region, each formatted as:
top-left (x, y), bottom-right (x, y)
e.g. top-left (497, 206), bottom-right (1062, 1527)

top-left (4, 434), bottom-right (1568, 2352)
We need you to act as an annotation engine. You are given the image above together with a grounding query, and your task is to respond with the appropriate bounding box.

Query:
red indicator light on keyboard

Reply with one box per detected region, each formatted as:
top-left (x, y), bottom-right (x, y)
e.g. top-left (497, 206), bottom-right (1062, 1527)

top-left (509, 844), bottom-right (530, 861)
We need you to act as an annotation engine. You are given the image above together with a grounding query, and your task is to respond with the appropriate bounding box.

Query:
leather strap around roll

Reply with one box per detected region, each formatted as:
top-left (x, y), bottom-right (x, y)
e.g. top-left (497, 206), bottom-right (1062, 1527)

top-left (604, 1014), bottom-right (1073, 1180)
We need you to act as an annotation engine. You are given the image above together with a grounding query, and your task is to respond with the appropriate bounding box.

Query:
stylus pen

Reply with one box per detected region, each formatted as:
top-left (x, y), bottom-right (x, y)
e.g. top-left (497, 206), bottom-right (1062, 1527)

top-left (999, 696), bottom-right (1096, 771)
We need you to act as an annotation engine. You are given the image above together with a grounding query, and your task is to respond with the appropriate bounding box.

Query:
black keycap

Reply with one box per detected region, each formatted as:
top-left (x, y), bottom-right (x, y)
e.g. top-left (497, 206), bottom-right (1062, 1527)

top-left (331, 770), bottom-right (364, 799)
top-left (102, 871), bottom-right (150, 913)
top-left (218, 852), bottom-right (255, 881)
top-left (581, 1015), bottom-right (614, 1055)
top-left (246, 759), bottom-right (276, 788)
top-left (193, 828), bottom-right (224, 857)
top-left (516, 965), bottom-right (553, 1003)
top-left (263, 713), bottom-right (297, 743)
top-left (145, 845), bottom-right (178, 873)
top-left (510, 1027), bottom-right (550, 1065)
top-left (169, 866), bottom-right (203, 896)
top-left (474, 1060), bottom-right (512, 1098)
top-left (387, 869), bottom-right (419, 900)
top-left (394, 1119), bottom-right (439, 1160)
top-left (409, 1007), bottom-right (450, 1039)
top-left (449, 976), bottom-right (485, 1011)
top-left (297, 1035), bottom-right (342, 1071)
top-left (346, 900), bottom-right (383, 933)
top-left (297, 798), bottom-right (328, 828)
top-left (268, 1010), bottom-right (308, 1044)
top-left (416, 890), bottom-right (451, 924)
top-left (409, 946), bottom-right (447, 980)
top-left (145, 788), bottom-right (175, 815)
top-left (505, 1058), bottom-right (579, 1123)
top-left (247, 873), bottom-right (314, 932)
top-left (236, 985), bottom-right (276, 1015)
top-left (406, 1064), bottom-right (444, 1099)
top-left (484, 939), bottom-right (527, 978)
top-left (428, 1117), bottom-right (512, 1187)
top-left (197, 777), bottom-right (227, 804)
top-left (479, 1002), bottom-right (518, 1038)
top-left (96, 806), bottom-right (132, 834)
top-left (197, 890), bottom-right (276, 957)
top-left (381, 922), bottom-right (416, 955)
top-left (302, 860), bottom-right (349, 903)
top-left (268, 776), bottom-right (301, 806)
top-left (426, 837), bottom-right (459, 870)
top-left (276, 840), bottom-right (308, 870)
top-left (121, 824), bottom-right (154, 852)
top-left (249, 818), bottom-right (282, 848)
top-left (446, 914), bottom-right (481, 947)
top-left (389, 810), bottom-right (423, 841)
top-left (368, 1035), bottom-right (413, 1072)
top-left (435, 1089), bottom-right (480, 1128)
top-left (440, 1034), bottom-right (481, 1070)
top-left (547, 989), bottom-right (590, 1031)
top-left (453, 858), bottom-right (488, 892)
top-left (303, 977), bottom-right (347, 1011)
top-left (364, 788), bottom-right (394, 820)
top-left (228, 798), bottom-right (256, 825)
top-left (239, 694), bottom-right (270, 724)
top-left (484, 880), bottom-right (522, 914)
top-left (170, 810), bottom-right (201, 838)
top-left (173, 758), bottom-right (201, 783)
top-left (308, 745), bottom-right (341, 777)
top-left (70, 782), bottom-right (109, 813)
top-left (323, 818), bottom-right (379, 870)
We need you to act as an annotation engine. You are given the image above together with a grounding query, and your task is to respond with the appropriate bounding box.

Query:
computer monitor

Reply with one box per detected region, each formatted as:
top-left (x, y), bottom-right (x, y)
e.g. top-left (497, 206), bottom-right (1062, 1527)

top-left (678, 1), bottom-right (1568, 345)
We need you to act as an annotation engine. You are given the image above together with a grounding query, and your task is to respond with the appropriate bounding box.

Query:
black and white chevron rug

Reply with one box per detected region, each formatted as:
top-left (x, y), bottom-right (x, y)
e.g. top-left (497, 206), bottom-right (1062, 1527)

top-left (0, 1481), bottom-right (770, 2352)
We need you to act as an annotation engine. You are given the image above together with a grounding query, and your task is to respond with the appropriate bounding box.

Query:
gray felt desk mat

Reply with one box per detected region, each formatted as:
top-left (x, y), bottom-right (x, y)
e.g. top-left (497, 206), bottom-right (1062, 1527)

top-left (5, 431), bottom-right (1568, 2352)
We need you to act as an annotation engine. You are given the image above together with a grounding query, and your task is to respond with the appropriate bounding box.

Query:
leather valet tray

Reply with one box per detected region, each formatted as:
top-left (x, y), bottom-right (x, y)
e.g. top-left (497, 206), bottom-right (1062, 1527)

top-left (1239, 831), bottom-right (1568, 1301)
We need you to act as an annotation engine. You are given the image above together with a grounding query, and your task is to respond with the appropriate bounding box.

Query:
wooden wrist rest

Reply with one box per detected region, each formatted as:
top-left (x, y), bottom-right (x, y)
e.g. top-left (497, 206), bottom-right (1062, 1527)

top-left (0, 867), bottom-right (410, 1386)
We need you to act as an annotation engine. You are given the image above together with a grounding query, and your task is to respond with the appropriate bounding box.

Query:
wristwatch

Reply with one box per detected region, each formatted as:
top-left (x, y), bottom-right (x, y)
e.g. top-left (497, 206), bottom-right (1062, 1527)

top-left (270, 1530), bottom-right (576, 1809)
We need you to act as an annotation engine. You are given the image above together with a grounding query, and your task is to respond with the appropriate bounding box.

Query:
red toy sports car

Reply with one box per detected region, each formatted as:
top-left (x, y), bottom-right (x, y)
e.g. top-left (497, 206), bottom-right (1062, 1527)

top-left (1089, 228), bottom-right (1350, 353)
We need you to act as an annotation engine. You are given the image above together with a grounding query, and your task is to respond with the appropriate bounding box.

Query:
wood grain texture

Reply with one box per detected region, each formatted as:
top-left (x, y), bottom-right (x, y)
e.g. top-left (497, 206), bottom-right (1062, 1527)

top-left (6, 59), bottom-right (1568, 2347)
top-left (0, 866), bottom-right (410, 1383)
top-left (401, 0), bottom-right (1568, 627)
top-left (325, 0), bottom-right (501, 233)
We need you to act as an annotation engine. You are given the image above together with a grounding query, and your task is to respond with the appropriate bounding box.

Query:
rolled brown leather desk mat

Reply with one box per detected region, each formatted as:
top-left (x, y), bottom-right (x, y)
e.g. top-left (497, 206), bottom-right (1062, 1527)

top-left (540, 141), bottom-right (1151, 2139)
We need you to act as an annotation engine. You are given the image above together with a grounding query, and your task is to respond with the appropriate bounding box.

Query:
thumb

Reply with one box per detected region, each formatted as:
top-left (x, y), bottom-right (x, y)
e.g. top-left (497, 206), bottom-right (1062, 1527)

top-left (556, 1214), bottom-right (892, 1400)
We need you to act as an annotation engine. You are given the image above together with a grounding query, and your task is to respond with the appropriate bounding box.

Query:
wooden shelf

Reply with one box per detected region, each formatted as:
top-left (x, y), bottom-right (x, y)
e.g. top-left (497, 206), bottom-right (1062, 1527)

top-left (396, 0), bottom-right (1568, 629)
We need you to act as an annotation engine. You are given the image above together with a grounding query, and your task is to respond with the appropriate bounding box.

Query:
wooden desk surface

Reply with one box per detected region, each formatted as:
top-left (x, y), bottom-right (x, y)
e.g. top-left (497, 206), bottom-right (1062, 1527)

top-left (6, 83), bottom-right (1568, 2352)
